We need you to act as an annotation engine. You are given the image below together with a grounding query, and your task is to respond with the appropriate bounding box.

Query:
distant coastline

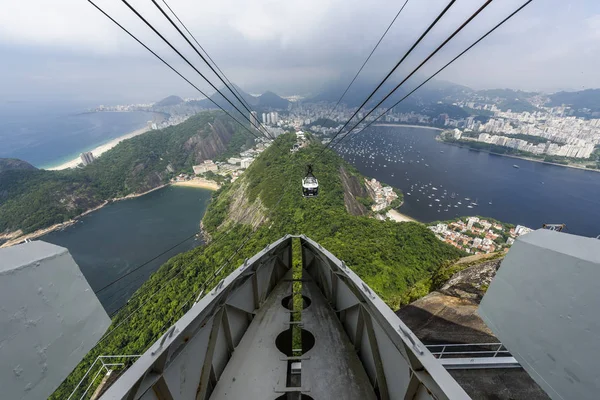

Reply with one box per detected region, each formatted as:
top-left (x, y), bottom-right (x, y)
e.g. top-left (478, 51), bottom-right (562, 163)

top-left (44, 126), bottom-right (152, 170)
top-left (41, 111), bottom-right (166, 170)
top-left (373, 123), bottom-right (443, 131)
top-left (0, 181), bottom-right (217, 248)
top-left (438, 138), bottom-right (600, 174)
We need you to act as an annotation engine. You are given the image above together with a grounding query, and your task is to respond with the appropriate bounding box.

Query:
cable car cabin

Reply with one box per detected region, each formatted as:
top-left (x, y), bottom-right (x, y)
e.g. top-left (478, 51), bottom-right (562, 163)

top-left (302, 165), bottom-right (319, 197)
top-left (302, 176), bottom-right (319, 197)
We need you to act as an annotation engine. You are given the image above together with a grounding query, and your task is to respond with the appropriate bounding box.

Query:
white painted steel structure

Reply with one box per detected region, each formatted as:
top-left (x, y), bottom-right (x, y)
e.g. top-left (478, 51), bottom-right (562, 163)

top-left (99, 235), bottom-right (470, 399)
top-left (480, 229), bottom-right (600, 400)
top-left (0, 241), bottom-right (111, 400)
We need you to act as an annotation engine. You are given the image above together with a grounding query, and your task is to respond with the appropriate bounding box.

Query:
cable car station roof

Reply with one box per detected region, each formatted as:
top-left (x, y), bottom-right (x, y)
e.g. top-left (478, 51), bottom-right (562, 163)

top-left (100, 234), bottom-right (469, 399)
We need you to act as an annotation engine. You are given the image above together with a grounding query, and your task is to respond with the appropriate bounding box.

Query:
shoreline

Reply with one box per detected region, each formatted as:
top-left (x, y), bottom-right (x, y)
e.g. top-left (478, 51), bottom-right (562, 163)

top-left (439, 139), bottom-right (600, 174)
top-left (171, 178), bottom-right (220, 191)
top-left (373, 123), bottom-right (443, 131)
top-left (0, 200), bottom-right (109, 248)
top-left (0, 181), bottom-right (216, 248)
top-left (44, 126), bottom-right (152, 171)
top-left (386, 209), bottom-right (418, 223)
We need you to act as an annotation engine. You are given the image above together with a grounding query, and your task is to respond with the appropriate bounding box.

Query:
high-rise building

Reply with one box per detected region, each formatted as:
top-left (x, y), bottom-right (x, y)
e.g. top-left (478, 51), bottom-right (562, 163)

top-left (270, 112), bottom-right (278, 125)
top-left (80, 152), bottom-right (95, 166)
top-left (266, 113), bottom-right (271, 125)
top-left (262, 113), bottom-right (267, 124)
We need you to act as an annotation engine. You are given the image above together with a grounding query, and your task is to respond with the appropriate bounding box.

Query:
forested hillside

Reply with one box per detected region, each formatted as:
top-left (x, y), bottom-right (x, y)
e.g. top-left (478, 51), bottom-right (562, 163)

top-left (0, 112), bottom-right (250, 235)
top-left (51, 132), bottom-right (464, 398)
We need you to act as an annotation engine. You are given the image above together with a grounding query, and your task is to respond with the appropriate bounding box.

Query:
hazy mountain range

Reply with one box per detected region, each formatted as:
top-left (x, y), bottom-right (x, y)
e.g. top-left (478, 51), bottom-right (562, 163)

top-left (158, 79), bottom-right (600, 114)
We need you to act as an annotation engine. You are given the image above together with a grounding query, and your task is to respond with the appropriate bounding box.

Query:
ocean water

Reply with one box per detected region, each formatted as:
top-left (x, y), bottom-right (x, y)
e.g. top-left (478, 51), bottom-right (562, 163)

top-left (41, 186), bottom-right (213, 315)
top-left (0, 101), bottom-right (157, 168)
top-left (338, 125), bottom-right (600, 238)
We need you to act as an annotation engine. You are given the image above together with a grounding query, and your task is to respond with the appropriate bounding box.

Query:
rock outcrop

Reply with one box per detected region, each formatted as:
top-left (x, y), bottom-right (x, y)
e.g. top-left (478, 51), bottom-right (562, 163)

top-left (339, 166), bottom-right (369, 216)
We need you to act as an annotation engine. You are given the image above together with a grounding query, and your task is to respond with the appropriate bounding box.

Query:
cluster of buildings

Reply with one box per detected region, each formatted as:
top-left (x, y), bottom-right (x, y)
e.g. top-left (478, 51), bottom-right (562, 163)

top-left (428, 217), bottom-right (533, 254)
top-left (472, 132), bottom-right (595, 159)
top-left (261, 111), bottom-right (279, 126)
top-left (280, 97), bottom-right (599, 162)
top-left (290, 131), bottom-right (308, 153)
top-left (364, 178), bottom-right (399, 212)
top-left (147, 114), bottom-right (192, 131)
top-left (189, 140), bottom-right (273, 183)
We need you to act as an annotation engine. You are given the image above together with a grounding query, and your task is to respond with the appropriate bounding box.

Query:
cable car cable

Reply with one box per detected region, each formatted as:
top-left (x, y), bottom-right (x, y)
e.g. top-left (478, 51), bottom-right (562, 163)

top-left (338, 0), bottom-right (534, 143)
top-left (159, 0), bottom-right (258, 124)
top-left (87, 0), bottom-right (265, 144)
top-left (319, 0), bottom-right (457, 156)
top-left (324, 0), bottom-right (410, 121)
top-left (152, 0), bottom-right (275, 141)
top-left (97, 169), bottom-right (290, 346)
top-left (120, 0), bottom-right (276, 143)
top-left (329, 0), bottom-right (494, 149)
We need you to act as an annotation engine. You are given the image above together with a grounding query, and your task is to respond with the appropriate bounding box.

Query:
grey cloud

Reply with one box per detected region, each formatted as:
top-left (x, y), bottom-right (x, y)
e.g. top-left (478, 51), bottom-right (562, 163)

top-left (0, 0), bottom-right (599, 102)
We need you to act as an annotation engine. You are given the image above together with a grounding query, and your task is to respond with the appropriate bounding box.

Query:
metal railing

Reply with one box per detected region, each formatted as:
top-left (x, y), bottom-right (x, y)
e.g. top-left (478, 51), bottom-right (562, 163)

top-left (67, 355), bottom-right (141, 400)
top-left (426, 343), bottom-right (511, 359)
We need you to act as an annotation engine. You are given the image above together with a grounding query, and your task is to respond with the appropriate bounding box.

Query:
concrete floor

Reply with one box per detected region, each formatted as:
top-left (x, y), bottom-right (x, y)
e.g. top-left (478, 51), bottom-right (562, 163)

top-left (210, 271), bottom-right (375, 399)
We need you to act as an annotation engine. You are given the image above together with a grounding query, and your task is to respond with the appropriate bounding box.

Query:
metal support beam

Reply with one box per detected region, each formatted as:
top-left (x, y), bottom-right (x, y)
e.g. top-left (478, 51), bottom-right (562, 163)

top-left (221, 307), bottom-right (235, 354)
top-left (152, 376), bottom-right (174, 400)
top-left (196, 309), bottom-right (224, 400)
top-left (361, 306), bottom-right (390, 400)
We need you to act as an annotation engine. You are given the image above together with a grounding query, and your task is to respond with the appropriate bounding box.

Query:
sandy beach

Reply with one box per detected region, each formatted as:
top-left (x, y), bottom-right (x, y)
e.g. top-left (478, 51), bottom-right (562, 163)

top-left (373, 123), bottom-right (443, 131)
top-left (386, 209), bottom-right (418, 223)
top-left (172, 178), bottom-right (220, 191)
top-left (45, 126), bottom-right (151, 171)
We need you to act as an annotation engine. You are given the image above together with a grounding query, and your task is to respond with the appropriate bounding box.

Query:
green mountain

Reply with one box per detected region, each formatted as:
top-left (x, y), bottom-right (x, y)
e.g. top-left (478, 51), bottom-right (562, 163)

top-left (0, 158), bottom-right (37, 173)
top-left (193, 87), bottom-right (289, 111)
top-left (476, 89), bottom-right (540, 113)
top-left (50, 131), bottom-right (464, 399)
top-left (257, 90), bottom-right (290, 109)
top-left (0, 112), bottom-right (251, 235)
top-left (548, 89), bottom-right (600, 111)
top-left (154, 95), bottom-right (184, 107)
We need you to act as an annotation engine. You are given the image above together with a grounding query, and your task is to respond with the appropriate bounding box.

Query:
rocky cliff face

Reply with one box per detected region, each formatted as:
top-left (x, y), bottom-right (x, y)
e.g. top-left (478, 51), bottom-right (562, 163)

top-left (438, 259), bottom-right (501, 303)
top-left (339, 166), bottom-right (369, 216)
top-left (397, 257), bottom-right (503, 344)
top-left (223, 181), bottom-right (267, 230)
top-left (187, 119), bottom-right (233, 164)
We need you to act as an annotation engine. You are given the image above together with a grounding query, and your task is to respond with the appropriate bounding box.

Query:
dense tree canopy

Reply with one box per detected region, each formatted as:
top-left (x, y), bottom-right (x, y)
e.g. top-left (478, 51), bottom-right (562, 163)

top-left (0, 112), bottom-right (249, 234)
top-left (50, 131), bottom-right (464, 399)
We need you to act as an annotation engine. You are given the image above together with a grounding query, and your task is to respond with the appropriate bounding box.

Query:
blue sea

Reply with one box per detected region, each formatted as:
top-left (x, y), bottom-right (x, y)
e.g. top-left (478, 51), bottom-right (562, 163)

top-left (338, 125), bottom-right (600, 238)
top-left (0, 101), bottom-right (157, 168)
top-left (41, 186), bottom-right (212, 315)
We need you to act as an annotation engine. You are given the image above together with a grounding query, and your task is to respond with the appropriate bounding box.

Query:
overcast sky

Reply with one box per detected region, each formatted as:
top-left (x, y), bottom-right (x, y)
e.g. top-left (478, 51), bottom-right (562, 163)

top-left (0, 0), bottom-right (598, 103)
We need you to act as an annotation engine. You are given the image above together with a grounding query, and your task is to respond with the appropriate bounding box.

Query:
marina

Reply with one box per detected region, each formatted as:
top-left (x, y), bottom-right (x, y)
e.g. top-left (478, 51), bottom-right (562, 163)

top-left (335, 125), bottom-right (600, 237)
